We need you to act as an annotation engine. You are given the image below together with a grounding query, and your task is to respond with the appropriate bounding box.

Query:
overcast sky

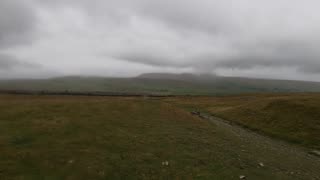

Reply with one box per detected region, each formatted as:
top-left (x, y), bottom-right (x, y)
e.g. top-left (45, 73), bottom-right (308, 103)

top-left (1, 0), bottom-right (320, 81)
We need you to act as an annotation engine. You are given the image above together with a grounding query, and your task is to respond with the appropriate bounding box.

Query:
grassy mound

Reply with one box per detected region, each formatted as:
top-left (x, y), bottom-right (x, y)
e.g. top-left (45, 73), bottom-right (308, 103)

top-left (167, 93), bottom-right (320, 149)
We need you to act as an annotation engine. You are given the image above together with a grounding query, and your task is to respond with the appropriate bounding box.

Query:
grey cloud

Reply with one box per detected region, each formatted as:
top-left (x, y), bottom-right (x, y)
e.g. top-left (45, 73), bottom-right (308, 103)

top-left (37, 0), bottom-right (231, 35)
top-left (0, 0), bottom-right (37, 48)
top-left (2, 0), bottom-right (320, 80)
top-left (0, 54), bottom-right (40, 70)
top-left (89, 0), bottom-right (320, 75)
top-left (0, 53), bottom-right (60, 79)
top-left (112, 39), bottom-right (320, 74)
top-left (0, 54), bottom-right (22, 70)
top-left (112, 53), bottom-right (174, 67)
top-left (213, 39), bottom-right (320, 73)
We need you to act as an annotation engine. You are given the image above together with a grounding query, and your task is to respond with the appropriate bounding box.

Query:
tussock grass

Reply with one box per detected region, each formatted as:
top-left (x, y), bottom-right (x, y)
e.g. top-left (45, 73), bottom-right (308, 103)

top-left (167, 93), bottom-right (320, 149)
top-left (0, 94), bottom-right (320, 179)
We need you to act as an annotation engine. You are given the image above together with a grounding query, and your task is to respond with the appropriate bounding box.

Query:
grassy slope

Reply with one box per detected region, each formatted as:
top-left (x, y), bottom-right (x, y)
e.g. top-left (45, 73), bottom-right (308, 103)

top-left (2, 74), bottom-right (320, 95)
top-left (1, 95), bottom-right (319, 179)
top-left (166, 93), bottom-right (320, 149)
top-left (0, 77), bottom-right (204, 95)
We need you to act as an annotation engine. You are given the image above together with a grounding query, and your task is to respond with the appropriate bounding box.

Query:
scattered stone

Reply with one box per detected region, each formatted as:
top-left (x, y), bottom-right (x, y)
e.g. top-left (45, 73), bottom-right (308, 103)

top-left (309, 150), bottom-right (320, 157)
top-left (239, 175), bottom-right (246, 179)
top-left (259, 162), bottom-right (264, 167)
top-left (191, 111), bottom-right (200, 116)
top-left (162, 161), bottom-right (169, 166)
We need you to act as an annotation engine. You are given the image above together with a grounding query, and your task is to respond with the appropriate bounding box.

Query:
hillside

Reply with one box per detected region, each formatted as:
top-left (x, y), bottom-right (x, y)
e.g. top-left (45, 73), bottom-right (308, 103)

top-left (1, 73), bottom-right (320, 95)
top-left (166, 93), bottom-right (320, 149)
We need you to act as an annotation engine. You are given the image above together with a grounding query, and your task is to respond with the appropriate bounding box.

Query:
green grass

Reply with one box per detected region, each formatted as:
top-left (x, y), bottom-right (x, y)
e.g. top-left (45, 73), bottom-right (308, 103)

top-left (166, 93), bottom-right (320, 149)
top-left (0, 95), bottom-right (320, 179)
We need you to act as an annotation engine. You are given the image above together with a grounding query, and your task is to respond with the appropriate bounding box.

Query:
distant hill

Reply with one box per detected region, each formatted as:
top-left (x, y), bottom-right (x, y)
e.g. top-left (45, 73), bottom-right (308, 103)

top-left (137, 73), bottom-right (219, 83)
top-left (1, 73), bottom-right (320, 95)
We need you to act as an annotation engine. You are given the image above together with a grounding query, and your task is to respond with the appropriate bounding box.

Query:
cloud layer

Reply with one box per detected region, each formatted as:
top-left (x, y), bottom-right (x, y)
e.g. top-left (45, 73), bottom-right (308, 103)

top-left (1, 0), bottom-right (320, 81)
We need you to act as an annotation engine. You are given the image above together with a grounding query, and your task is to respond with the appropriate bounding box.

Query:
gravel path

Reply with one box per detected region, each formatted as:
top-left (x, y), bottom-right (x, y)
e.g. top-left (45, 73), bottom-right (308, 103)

top-left (198, 113), bottom-right (320, 179)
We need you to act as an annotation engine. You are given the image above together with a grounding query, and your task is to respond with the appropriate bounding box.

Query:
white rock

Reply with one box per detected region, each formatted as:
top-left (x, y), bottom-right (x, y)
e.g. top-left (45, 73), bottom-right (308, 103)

top-left (162, 161), bottom-right (169, 166)
top-left (259, 162), bottom-right (264, 167)
top-left (309, 150), bottom-right (320, 157)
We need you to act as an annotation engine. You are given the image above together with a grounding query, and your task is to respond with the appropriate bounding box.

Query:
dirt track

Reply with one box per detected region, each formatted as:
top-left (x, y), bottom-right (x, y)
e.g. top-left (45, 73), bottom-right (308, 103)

top-left (197, 113), bottom-right (320, 179)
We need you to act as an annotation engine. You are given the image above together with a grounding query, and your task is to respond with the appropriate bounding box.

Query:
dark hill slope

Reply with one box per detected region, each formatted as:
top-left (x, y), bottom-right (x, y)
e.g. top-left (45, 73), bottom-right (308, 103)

top-left (1, 73), bottom-right (320, 95)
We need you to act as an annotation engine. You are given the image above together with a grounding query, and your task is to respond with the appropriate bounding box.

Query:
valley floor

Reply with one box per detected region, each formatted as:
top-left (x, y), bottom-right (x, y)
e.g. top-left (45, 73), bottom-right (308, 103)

top-left (0, 94), bottom-right (319, 179)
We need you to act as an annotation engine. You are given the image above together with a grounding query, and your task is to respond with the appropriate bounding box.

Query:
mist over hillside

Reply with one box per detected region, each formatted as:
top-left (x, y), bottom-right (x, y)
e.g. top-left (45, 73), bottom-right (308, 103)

top-left (1, 73), bottom-right (320, 95)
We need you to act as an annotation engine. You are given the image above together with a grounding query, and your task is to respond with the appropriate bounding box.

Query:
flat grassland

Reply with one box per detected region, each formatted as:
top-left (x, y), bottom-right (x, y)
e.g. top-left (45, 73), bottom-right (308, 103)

top-left (0, 94), bottom-right (319, 179)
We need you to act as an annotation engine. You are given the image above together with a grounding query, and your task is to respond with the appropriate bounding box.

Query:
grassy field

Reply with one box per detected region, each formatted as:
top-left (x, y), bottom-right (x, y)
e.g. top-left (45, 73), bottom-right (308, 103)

top-left (0, 94), bottom-right (319, 179)
top-left (166, 93), bottom-right (320, 149)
